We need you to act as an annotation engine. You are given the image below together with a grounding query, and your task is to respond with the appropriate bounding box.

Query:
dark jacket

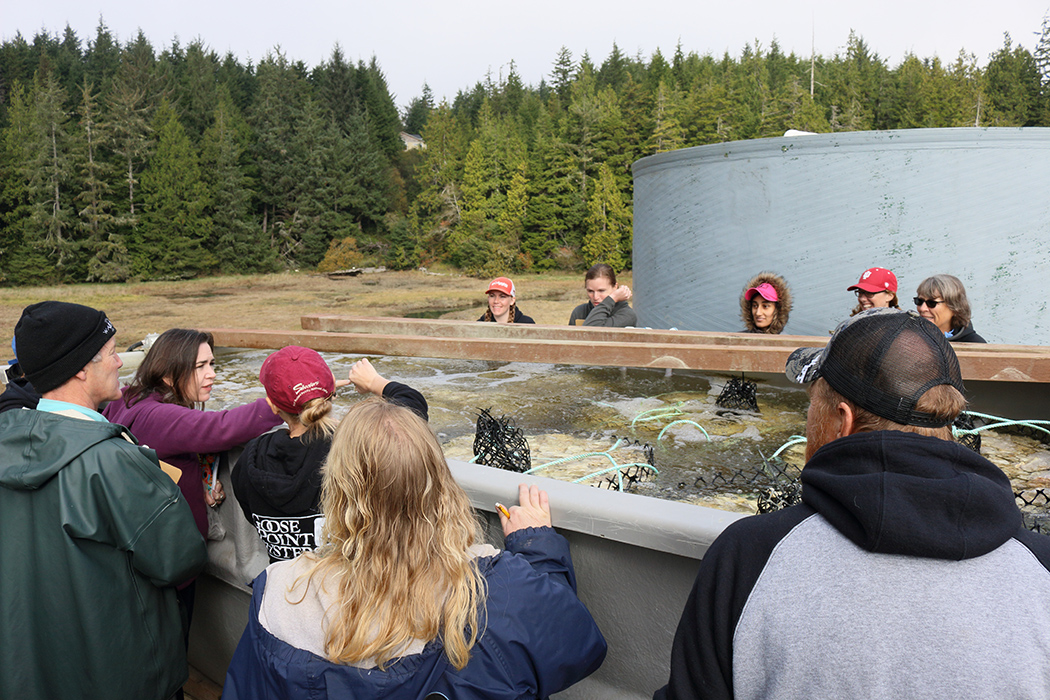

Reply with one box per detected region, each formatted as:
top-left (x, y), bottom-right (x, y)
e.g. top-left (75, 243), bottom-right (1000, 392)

top-left (948, 322), bottom-right (987, 343)
top-left (232, 381), bottom-right (427, 563)
top-left (0, 375), bottom-right (39, 412)
top-left (0, 409), bottom-right (207, 700)
top-left (655, 431), bottom-right (1050, 700)
top-left (222, 527), bottom-right (607, 700)
top-left (740, 271), bottom-right (792, 334)
top-left (568, 297), bottom-right (637, 327)
top-left (477, 307), bottom-right (536, 324)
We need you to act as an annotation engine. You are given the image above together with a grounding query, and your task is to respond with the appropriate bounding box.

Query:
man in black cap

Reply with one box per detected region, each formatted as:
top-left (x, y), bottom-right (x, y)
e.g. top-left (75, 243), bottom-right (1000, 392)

top-left (655, 308), bottom-right (1050, 700)
top-left (0, 301), bottom-right (207, 700)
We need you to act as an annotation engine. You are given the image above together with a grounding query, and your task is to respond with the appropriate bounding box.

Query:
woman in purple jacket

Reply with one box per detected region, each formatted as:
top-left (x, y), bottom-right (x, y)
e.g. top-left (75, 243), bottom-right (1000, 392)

top-left (103, 329), bottom-right (282, 622)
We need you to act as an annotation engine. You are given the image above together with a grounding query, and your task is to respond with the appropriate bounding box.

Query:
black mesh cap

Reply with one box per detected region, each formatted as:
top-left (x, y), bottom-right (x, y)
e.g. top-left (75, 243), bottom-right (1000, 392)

top-left (785, 308), bottom-right (965, 428)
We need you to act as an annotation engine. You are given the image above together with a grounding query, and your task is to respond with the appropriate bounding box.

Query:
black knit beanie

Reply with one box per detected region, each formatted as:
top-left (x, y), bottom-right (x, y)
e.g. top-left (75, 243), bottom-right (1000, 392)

top-left (14, 301), bottom-right (116, 394)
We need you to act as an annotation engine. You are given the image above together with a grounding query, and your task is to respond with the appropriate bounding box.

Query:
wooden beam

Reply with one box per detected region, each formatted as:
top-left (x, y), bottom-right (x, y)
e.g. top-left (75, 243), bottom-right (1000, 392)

top-left (301, 314), bottom-right (820, 347)
top-left (206, 327), bottom-right (1050, 383)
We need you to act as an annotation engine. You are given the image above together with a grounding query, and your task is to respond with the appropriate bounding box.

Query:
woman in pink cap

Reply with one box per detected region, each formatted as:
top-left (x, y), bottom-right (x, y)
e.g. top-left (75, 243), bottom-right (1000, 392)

top-left (478, 277), bottom-right (535, 324)
top-left (848, 267), bottom-right (900, 316)
top-left (740, 272), bottom-right (792, 334)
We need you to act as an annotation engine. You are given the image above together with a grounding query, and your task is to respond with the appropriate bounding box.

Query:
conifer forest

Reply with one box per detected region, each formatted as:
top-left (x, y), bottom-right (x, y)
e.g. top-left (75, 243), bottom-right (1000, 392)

top-left (2, 20), bottom-right (1049, 285)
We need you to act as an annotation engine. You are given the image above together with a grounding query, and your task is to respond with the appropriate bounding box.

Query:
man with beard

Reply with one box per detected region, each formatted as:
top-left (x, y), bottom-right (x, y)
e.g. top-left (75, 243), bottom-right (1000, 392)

top-left (654, 308), bottom-right (1050, 700)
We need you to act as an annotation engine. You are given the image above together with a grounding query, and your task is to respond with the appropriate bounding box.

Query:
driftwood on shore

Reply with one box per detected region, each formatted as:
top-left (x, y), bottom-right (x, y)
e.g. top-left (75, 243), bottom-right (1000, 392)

top-left (324, 266), bottom-right (387, 279)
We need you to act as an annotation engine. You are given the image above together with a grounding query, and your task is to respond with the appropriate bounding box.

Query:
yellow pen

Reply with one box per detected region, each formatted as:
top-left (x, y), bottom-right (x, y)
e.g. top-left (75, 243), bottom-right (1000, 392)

top-left (495, 503), bottom-right (511, 519)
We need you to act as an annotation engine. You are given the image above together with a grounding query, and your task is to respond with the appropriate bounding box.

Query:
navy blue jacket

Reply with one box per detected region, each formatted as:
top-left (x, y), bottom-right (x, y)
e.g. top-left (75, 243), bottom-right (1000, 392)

top-left (222, 526), bottom-right (606, 700)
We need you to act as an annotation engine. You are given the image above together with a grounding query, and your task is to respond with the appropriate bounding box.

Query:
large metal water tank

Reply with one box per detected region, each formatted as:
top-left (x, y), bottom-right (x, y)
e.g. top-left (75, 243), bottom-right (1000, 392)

top-left (631, 128), bottom-right (1050, 345)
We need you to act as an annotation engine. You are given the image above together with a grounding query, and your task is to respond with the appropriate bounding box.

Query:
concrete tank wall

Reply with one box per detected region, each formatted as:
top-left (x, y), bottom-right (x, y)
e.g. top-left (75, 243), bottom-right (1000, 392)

top-left (631, 128), bottom-right (1050, 345)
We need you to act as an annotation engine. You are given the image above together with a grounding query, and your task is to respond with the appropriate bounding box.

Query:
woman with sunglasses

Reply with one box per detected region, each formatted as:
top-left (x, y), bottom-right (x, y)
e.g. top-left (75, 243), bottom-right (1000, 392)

top-left (914, 274), bottom-right (987, 343)
top-left (847, 267), bottom-right (899, 316)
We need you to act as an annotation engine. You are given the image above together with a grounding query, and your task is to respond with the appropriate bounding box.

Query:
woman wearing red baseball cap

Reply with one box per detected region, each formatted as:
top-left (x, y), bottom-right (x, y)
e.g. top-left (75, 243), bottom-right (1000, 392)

top-left (478, 277), bottom-right (535, 324)
top-left (848, 267), bottom-right (900, 316)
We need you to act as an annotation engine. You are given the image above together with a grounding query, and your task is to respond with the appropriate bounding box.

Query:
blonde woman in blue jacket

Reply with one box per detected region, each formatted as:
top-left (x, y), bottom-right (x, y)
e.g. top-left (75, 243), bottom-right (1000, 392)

top-left (222, 398), bottom-right (606, 700)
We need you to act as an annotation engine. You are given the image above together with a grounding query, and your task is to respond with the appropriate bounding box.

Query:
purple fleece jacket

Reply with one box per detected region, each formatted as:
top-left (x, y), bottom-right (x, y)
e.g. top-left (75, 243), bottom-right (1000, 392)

top-left (104, 389), bottom-right (282, 540)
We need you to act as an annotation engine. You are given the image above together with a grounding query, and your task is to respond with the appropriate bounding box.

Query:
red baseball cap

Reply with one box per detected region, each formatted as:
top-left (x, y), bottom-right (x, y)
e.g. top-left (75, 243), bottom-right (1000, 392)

top-left (848, 267), bottom-right (898, 294)
top-left (486, 277), bottom-right (515, 297)
top-left (259, 346), bottom-right (335, 415)
top-left (745, 282), bottom-right (779, 302)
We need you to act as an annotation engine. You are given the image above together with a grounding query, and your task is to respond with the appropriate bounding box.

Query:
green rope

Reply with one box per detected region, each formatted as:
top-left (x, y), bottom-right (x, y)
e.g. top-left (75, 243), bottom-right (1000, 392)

top-left (631, 404), bottom-right (686, 428)
top-left (771, 436), bottom-right (808, 459)
top-left (525, 438), bottom-right (624, 474)
top-left (954, 419), bottom-right (1050, 441)
top-left (522, 437), bottom-right (659, 492)
top-left (657, 420), bottom-right (711, 442)
top-left (572, 462), bottom-right (657, 489)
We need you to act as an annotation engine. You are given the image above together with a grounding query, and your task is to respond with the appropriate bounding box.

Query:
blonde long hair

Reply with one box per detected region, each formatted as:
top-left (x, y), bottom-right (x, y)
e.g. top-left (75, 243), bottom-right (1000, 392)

top-left (300, 397), bottom-right (486, 669)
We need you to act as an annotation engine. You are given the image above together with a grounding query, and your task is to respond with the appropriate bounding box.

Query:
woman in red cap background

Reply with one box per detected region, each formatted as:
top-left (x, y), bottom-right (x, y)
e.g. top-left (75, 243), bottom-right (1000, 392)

top-left (478, 277), bottom-right (535, 324)
top-left (848, 267), bottom-right (900, 316)
top-left (740, 272), bottom-right (792, 334)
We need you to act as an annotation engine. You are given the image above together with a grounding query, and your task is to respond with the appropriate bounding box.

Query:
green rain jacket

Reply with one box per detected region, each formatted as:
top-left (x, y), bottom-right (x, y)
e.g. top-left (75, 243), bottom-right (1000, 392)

top-left (0, 408), bottom-right (208, 700)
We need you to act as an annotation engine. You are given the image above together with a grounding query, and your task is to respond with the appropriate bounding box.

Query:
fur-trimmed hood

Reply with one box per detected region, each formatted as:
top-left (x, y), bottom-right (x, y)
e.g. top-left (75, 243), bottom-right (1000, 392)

top-left (740, 271), bottom-right (793, 334)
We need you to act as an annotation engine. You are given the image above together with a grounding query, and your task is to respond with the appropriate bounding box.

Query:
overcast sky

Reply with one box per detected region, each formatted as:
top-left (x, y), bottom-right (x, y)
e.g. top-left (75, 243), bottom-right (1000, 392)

top-left (5, 1), bottom-right (1048, 111)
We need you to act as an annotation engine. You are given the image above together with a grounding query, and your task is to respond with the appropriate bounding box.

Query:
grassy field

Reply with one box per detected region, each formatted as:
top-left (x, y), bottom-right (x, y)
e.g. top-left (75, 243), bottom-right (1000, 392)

top-left (0, 270), bottom-right (629, 350)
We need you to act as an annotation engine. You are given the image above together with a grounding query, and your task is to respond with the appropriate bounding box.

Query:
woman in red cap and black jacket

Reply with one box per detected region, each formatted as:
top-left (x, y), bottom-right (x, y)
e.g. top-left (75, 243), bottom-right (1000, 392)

top-left (478, 277), bottom-right (535, 324)
top-left (232, 349), bottom-right (427, 563)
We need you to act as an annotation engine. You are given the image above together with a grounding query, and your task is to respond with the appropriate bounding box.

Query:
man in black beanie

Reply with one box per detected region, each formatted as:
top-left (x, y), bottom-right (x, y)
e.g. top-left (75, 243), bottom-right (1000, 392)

top-left (0, 301), bottom-right (207, 700)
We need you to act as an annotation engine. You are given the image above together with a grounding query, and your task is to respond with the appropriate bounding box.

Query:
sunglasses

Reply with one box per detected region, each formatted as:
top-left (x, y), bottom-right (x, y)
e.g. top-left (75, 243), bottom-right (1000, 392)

top-left (855, 289), bottom-right (888, 298)
top-left (913, 297), bottom-right (944, 309)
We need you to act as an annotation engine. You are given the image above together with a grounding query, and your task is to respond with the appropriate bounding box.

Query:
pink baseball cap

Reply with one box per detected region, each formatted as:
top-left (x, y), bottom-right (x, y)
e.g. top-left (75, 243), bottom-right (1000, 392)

top-left (848, 267), bottom-right (897, 294)
top-left (486, 277), bottom-right (516, 297)
top-left (745, 282), bottom-right (779, 302)
top-left (259, 346), bottom-right (335, 415)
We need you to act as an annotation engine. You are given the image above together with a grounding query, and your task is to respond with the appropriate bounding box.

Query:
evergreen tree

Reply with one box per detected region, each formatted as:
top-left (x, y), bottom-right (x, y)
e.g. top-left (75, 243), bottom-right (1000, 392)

top-left (284, 97), bottom-right (338, 265)
top-left (358, 56), bottom-right (403, 158)
top-left (74, 80), bottom-right (126, 281)
top-left (251, 50), bottom-right (311, 245)
top-left (598, 43), bottom-right (629, 91)
top-left (176, 40), bottom-right (220, 139)
top-left (410, 101), bottom-right (466, 263)
top-left (317, 44), bottom-right (359, 135)
top-left (84, 18), bottom-right (121, 94)
top-left (107, 32), bottom-right (161, 224)
top-left (492, 161), bottom-right (528, 271)
top-left (647, 80), bottom-right (684, 153)
top-left (338, 105), bottom-right (392, 229)
top-left (550, 47), bottom-right (575, 101)
top-left (583, 162), bottom-right (628, 270)
top-left (0, 82), bottom-right (53, 284)
top-left (403, 83), bottom-right (433, 135)
top-left (25, 70), bottom-right (78, 275)
top-left (200, 85), bottom-right (272, 271)
top-left (983, 33), bottom-right (1042, 126)
top-left (135, 99), bottom-right (213, 278)
top-left (523, 102), bottom-right (583, 268)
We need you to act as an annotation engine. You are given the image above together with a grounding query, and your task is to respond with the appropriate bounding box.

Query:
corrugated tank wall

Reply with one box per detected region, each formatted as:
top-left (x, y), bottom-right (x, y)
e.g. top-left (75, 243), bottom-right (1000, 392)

top-left (631, 128), bottom-right (1050, 345)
